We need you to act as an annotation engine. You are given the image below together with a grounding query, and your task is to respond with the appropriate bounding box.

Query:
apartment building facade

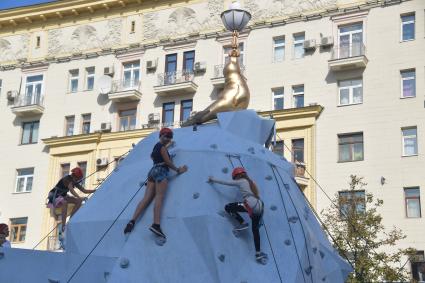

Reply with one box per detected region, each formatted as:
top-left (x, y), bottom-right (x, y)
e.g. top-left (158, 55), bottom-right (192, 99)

top-left (0, 0), bottom-right (423, 279)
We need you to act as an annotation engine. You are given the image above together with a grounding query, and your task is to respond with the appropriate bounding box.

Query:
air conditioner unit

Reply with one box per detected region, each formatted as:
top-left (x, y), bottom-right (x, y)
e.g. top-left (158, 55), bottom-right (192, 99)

top-left (100, 122), bottom-right (112, 132)
top-left (148, 113), bottom-right (160, 123)
top-left (320, 36), bottom-right (334, 47)
top-left (96, 157), bottom-right (109, 167)
top-left (303, 39), bottom-right (316, 50)
top-left (104, 66), bottom-right (114, 76)
top-left (146, 60), bottom-right (157, 71)
top-left (6, 90), bottom-right (18, 101)
top-left (194, 61), bottom-right (206, 72)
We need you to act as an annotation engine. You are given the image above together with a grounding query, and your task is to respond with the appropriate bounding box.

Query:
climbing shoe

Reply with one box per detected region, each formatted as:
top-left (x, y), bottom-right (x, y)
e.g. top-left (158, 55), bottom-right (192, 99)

top-left (124, 220), bottom-right (135, 234)
top-left (234, 222), bottom-right (249, 231)
top-left (255, 251), bottom-right (268, 264)
top-left (149, 224), bottom-right (166, 238)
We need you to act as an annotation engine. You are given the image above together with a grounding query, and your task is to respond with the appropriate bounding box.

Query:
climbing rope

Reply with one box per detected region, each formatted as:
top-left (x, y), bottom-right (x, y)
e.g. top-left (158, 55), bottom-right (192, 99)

top-left (32, 149), bottom-right (131, 250)
top-left (66, 176), bottom-right (149, 283)
top-left (226, 155), bottom-right (283, 283)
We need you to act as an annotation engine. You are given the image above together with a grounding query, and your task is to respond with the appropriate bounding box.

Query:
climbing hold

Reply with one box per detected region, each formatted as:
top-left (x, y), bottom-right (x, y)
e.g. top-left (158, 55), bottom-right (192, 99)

top-left (312, 247), bottom-right (318, 254)
top-left (104, 272), bottom-right (110, 280)
top-left (322, 276), bottom-right (327, 281)
top-left (210, 144), bottom-right (218, 149)
top-left (256, 252), bottom-right (268, 265)
top-left (247, 147), bottom-right (255, 154)
top-left (132, 143), bottom-right (136, 148)
top-left (120, 257), bottom-right (130, 268)
top-left (305, 266), bottom-right (313, 275)
top-left (193, 192), bottom-right (200, 199)
top-left (265, 175), bottom-right (272, 180)
top-left (288, 216), bottom-right (299, 223)
top-left (222, 167), bottom-right (229, 173)
top-left (319, 250), bottom-right (325, 259)
top-left (284, 183), bottom-right (290, 190)
top-left (217, 210), bottom-right (226, 217)
top-left (284, 239), bottom-right (291, 246)
top-left (232, 229), bottom-right (241, 238)
top-left (270, 205), bottom-right (277, 211)
top-left (218, 254), bottom-right (225, 262)
top-left (155, 237), bottom-right (166, 246)
top-left (48, 279), bottom-right (60, 283)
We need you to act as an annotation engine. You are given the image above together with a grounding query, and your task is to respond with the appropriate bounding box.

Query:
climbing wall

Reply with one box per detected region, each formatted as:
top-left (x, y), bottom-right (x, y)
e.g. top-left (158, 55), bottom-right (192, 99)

top-left (0, 110), bottom-right (352, 283)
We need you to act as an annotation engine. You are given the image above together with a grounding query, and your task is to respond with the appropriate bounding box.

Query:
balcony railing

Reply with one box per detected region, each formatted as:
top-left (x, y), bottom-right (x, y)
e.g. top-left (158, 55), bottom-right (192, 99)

top-left (108, 79), bottom-right (142, 102)
top-left (213, 64), bottom-right (246, 78)
top-left (331, 43), bottom-right (366, 60)
top-left (157, 70), bottom-right (194, 86)
top-left (13, 93), bottom-right (44, 108)
top-left (111, 79), bottom-right (141, 92)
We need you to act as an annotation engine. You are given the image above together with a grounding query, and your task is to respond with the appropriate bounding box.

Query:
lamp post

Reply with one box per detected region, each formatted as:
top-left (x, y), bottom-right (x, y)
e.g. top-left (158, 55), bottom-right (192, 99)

top-left (220, 1), bottom-right (251, 57)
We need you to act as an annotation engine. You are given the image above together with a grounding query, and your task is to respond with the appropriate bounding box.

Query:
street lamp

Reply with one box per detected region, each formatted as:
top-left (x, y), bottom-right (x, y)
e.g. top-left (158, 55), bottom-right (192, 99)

top-left (220, 1), bottom-right (251, 57)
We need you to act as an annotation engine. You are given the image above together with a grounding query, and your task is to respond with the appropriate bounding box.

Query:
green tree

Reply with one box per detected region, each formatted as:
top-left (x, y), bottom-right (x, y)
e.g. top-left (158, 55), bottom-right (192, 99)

top-left (321, 175), bottom-right (416, 282)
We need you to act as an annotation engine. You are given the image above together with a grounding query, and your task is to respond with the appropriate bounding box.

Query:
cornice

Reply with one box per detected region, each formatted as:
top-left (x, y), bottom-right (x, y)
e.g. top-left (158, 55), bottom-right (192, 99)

top-left (260, 105), bottom-right (324, 121)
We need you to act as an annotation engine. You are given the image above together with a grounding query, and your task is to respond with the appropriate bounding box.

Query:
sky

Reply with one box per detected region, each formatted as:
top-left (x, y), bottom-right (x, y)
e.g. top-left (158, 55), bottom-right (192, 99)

top-left (0, 0), bottom-right (58, 10)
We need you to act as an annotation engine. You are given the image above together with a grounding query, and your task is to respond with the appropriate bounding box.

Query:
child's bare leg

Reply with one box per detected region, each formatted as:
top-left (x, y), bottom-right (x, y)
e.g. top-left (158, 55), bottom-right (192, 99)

top-left (153, 179), bottom-right (168, 225)
top-left (131, 181), bottom-right (155, 221)
top-left (61, 201), bottom-right (68, 232)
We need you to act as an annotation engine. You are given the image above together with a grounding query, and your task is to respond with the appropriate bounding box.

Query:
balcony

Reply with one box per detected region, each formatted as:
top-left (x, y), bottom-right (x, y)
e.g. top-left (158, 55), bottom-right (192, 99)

top-left (294, 162), bottom-right (309, 189)
top-left (328, 43), bottom-right (368, 71)
top-left (11, 94), bottom-right (44, 116)
top-left (108, 79), bottom-right (142, 102)
top-left (211, 64), bottom-right (246, 88)
top-left (154, 70), bottom-right (198, 96)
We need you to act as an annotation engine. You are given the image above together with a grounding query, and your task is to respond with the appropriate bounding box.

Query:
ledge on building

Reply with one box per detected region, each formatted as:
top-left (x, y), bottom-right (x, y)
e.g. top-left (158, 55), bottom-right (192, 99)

top-left (11, 104), bottom-right (44, 116)
top-left (154, 81), bottom-right (198, 97)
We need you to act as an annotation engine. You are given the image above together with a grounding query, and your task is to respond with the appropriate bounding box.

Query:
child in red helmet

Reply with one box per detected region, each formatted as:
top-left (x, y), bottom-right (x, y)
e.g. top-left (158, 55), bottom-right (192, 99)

top-left (208, 167), bottom-right (267, 264)
top-left (0, 223), bottom-right (11, 248)
top-left (124, 128), bottom-right (188, 238)
top-left (47, 167), bottom-right (96, 232)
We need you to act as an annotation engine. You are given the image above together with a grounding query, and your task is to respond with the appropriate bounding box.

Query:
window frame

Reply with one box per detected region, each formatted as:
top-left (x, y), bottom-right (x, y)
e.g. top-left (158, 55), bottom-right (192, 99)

top-left (404, 187), bottom-right (421, 218)
top-left (338, 190), bottom-right (366, 218)
top-left (9, 217), bottom-right (28, 243)
top-left (60, 163), bottom-right (70, 178)
top-left (338, 78), bottom-right (363, 106)
top-left (65, 115), bottom-right (75, 136)
top-left (81, 114), bottom-right (91, 135)
top-left (21, 120), bottom-right (39, 145)
top-left (337, 23), bottom-right (363, 58)
top-left (180, 99), bottom-right (193, 122)
top-left (291, 138), bottom-right (305, 163)
top-left (69, 69), bottom-right (79, 93)
top-left (183, 50), bottom-right (195, 73)
top-left (338, 132), bottom-right (364, 162)
top-left (400, 13), bottom-right (415, 42)
top-left (273, 36), bottom-right (285, 62)
top-left (15, 168), bottom-right (34, 193)
top-left (292, 85), bottom-right (305, 108)
top-left (401, 127), bottom-right (418, 156)
top-left (293, 33), bottom-right (305, 59)
top-left (118, 108), bottom-right (137, 131)
top-left (24, 74), bottom-right (44, 105)
top-left (85, 67), bottom-right (95, 91)
top-left (272, 140), bottom-right (284, 156)
top-left (122, 61), bottom-right (140, 89)
top-left (162, 102), bottom-right (175, 126)
top-left (77, 161), bottom-right (87, 187)
top-left (272, 87), bottom-right (284, 110)
top-left (400, 69), bottom-right (416, 98)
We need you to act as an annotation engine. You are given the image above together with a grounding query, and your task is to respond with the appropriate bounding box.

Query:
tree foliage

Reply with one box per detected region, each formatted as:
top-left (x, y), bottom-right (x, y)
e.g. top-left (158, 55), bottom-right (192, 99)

top-left (321, 175), bottom-right (416, 282)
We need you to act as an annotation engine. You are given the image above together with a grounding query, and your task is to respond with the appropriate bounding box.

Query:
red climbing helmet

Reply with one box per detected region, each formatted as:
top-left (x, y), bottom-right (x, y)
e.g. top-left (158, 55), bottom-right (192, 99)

top-left (159, 127), bottom-right (173, 138)
top-left (232, 167), bottom-right (246, 179)
top-left (71, 167), bottom-right (83, 180)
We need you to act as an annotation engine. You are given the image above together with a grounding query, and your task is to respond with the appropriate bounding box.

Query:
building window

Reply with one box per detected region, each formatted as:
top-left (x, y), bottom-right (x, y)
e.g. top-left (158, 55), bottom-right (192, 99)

top-left (224, 43), bottom-right (244, 65)
top-left (21, 121), bottom-right (39, 144)
top-left (180, 99), bottom-right (193, 122)
top-left (119, 109), bottom-right (136, 131)
top-left (338, 79), bottom-right (363, 105)
top-left (411, 251), bottom-right (425, 281)
top-left (69, 69), bottom-right (79, 93)
top-left (77, 161), bottom-right (87, 186)
top-left (404, 187), bottom-right (421, 218)
top-left (272, 140), bottom-right (284, 156)
top-left (401, 69), bottom-right (416, 98)
top-left (130, 21), bottom-right (136, 33)
top-left (15, 168), bottom-right (34, 193)
top-left (36, 36), bottom-right (41, 48)
top-left (272, 88), bottom-right (284, 110)
top-left (165, 54), bottom-right (177, 84)
top-left (293, 33), bottom-right (305, 59)
top-left (81, 114), bottom-right (91, 134)
top-left (65, 116), bottom-right (75, 136)
top-left (273, 36), bottom-right (285, 62)
top-left (338, 23), bottom-right (363, 58)
top-left (338, 190), bottom-right (365, 217)
top-left (25, 75), bottom-right (43, 105)
top-left (402, 127), bottom-right (418, 156)
top-left (86, 67), bottom-right (95, 91)
top-left (123, 61), bottom-right (140, 88)
top-left (292, 139), bottom-right (304, 163)
top-left (338, 133), bottom-right (364, 162)
top-left (401, 13), bottom-right (415, 41)
top-left (60, 163), bottom-right (70, 177)
top-left (183, 51), bottom-right (195, 73)
top-left (292, 85), bottom-right (304, 108)
top-left (162, 102), bottom-right (175, 126)
top-left (10, 217), bottom-right (28, 243)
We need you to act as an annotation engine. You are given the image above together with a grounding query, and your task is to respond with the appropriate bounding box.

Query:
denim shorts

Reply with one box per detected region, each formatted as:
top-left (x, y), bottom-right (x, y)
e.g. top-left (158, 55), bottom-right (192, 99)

top-left (148, 165), bottom-right (169, 182)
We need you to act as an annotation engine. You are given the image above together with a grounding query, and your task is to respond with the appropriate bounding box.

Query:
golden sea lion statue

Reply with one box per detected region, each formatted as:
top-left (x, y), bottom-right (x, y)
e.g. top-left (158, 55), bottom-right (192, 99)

top-left (181, 49), bottom-right (250, 127)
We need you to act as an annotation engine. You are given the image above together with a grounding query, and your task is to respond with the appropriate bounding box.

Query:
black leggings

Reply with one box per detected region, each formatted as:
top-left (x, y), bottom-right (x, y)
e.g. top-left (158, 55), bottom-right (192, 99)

top-left (225, 202), bottom-right (261, 252)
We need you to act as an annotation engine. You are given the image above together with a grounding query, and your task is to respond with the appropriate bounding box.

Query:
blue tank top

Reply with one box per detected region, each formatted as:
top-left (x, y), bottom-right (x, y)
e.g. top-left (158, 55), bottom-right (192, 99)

top-left (151, 142), bottom-right (170, 166)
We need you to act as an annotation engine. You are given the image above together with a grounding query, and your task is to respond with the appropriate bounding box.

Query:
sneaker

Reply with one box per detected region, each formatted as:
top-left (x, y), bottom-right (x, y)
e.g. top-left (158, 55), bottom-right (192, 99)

top-left (149, 224), bottom-right (166, 238)
top-left (256, 252), bottom-right (267, 261)
top-left (124, 220), bottom-right (135, 234)
top-left (234, 222), bottom-right (249, 231)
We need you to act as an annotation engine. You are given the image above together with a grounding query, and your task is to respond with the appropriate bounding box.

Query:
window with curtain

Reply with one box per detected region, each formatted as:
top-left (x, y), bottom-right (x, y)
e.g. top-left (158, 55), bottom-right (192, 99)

top-left (86, 67), bottom-right (95, 90)
top-left (338, 23), bottom-right (363, 58)
top-left (338, 79), bottom-right (363, 105)
top-left (292, 139), bottom-right (304, 163)
top-left (338, 190), bottom-right (365, 218)
top-left (292, 85), bottom-right (304, 108)
top-left (21, 121), bottom-right (39, 144)
top-left (180, 100), bottom-right (193, 122)
top-left (69, 69), bottom-right (79, 93)
top-left (162, 102), bottom-right (175, 126)
top-left (119, 109), bottom-right (137, 131)
top-left (10, 217), bottom-right (28, 243)
top-left (404, 187), bottom-right (421, 218)
top-left (293, 33), bottom-right (305, 59)
top-left (273, 36), bottom-right (285, 62)
top-left (338, 133), bottom-right (364, 162)
top-left (25, 75), bottom-right (43, 105)
top-left (401, 69), bottom-right (415, 98)
top-left (272, 88), bottom-right (284, 110)
top-left (77, 161), bottom-right (87, 187)
top-left (65, 116), bottom-right (75, 136)
top-left (15, 168), bottom-right (34, 193)
top-left (402, 127), bottom-right (418, 156)
top-left (60, 163), bottom-right (70, 177)
top-left (401, 13), bottom-right (415, 41)
top-left (81, 114), bottom-right (91, 134)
